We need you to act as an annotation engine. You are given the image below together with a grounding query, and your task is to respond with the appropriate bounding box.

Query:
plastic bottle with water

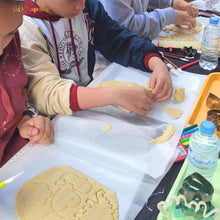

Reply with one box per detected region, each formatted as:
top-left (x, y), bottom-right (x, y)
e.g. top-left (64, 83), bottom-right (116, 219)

top-left (199, 17), bottom-right (219, 70)
top-left (186, 120), bottom-right (220, 183)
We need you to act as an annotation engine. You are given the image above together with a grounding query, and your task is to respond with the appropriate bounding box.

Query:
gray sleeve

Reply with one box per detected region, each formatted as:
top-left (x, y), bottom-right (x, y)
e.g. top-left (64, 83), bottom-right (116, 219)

top-left (99, 0), bottom-right (176, 40)
top-left (148, 0), bottom-right (173, 9)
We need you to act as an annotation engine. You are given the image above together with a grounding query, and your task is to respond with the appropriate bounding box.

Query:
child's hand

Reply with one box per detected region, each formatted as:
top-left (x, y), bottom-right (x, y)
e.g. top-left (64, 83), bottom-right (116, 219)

top-left (114, 86), bottom-right (153, 116)
top-left (18, 115), bottom-right (54, 147)
top-left (148, 57), bottom-right (173, 102)
top-left (175, 10), bottom-right (196, 29)
top-left (184, 4), bottom-right (199, 18)
top-left (173, 0), bottom-right (199, 18)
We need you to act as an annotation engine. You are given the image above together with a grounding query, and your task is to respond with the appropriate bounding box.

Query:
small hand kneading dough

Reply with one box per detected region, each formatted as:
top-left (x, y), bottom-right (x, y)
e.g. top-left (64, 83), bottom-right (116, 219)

top-left (97, 80), bottom-right (151, 112)
top-left (165, 107), bottom-right (183, 119)
top-left (15, 165), bottom-right (119, 220)
top-left (174, 87), bottom-right (185, 102)
top-left (151, 124), bottom-right (175, 144)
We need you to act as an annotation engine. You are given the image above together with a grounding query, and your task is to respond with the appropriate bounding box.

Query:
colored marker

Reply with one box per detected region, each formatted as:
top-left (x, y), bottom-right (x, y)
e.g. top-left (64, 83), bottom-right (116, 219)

top-left (181, 133), bottom-right (193, 139)
top-left (183, 124), bottom-right (198, 132)
top-left (182, 141), bottom-right (190, 146)
top-left (179, 60), bottom-right (199, 70)
top-left (181, 137), bottom-right (190, 143)
top-left (181, 127), bottom-right (199, 136)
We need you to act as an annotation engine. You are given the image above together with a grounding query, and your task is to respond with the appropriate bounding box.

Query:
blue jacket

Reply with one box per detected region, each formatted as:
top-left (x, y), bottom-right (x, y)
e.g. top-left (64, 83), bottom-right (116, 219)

top-left (84, 0), bottom-right (160, 76)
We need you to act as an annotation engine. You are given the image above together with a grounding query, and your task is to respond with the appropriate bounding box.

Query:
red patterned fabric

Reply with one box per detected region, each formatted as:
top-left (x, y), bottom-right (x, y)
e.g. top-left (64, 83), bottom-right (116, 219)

top-left (0, 32), bottom-right (28, 167)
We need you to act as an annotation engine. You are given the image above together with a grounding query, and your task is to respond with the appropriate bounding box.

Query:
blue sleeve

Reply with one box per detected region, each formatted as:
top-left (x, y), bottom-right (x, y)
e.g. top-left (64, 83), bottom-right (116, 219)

top-left (85, 0), bottom-right (160, 72)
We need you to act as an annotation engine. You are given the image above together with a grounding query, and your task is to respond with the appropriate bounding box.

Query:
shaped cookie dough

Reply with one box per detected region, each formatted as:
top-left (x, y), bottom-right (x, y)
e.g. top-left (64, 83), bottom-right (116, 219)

top-left (165, 106), bottom-right (183, 119)
top-left (150, 124), bottom-right (175, 144)
top-left (174, 87), bottom-right (185, 102)
top-left (162, 21), bottom-right (202, 42)
top-left (15, 165), bottom-right (119, 220)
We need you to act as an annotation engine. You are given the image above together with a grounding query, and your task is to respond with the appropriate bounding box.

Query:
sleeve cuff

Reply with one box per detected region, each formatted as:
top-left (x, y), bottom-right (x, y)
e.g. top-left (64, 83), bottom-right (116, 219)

top-left (70, 85), bottom-right (82, 111)
top-left (144, 52), bottom-right (162, 71)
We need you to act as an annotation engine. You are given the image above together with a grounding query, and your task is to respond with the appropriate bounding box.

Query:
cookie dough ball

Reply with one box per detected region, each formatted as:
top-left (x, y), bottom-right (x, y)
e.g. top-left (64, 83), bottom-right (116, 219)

top-left (174, 87), bottom-right (185, 102)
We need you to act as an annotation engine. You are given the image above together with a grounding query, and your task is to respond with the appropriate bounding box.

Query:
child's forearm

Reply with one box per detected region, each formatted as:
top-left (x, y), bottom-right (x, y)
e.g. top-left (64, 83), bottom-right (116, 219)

top-left (76, 86), bottom-right (117, 110)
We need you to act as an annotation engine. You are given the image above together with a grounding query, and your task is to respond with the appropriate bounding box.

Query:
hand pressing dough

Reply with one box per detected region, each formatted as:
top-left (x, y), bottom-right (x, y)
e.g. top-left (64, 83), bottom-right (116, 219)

top-left (15, 165), bottom-right (119, 220)
top-left (165, 107), bottom-right (183, 119)
top-left (174, 87), bottom-right (185, 102)
top-left (150, 124), bottom-right (175, 144)
top-left (97, 80), bottom-right (151, 112)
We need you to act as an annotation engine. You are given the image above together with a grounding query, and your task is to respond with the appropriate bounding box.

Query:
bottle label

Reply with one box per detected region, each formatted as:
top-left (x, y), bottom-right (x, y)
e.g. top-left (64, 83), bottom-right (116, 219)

top-left (188, 147), bottom-right (217, 170)
top-left (202, 37), bottom-right (219, 49)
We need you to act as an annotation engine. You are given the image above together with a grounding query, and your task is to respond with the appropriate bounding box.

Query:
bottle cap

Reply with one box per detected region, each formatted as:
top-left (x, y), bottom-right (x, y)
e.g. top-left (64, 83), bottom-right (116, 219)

top-left (200, 120), bottom-right (216, 135)
top-left (209, 17), bottom-right (219, 25)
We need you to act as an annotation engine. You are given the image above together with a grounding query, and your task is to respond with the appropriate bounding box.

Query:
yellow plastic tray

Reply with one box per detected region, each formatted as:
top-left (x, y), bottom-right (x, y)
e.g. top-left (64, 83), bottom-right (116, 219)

top-left (185, 72), bottom-right (220, 139)
top-left (157, 159), bottom-right (220, 220)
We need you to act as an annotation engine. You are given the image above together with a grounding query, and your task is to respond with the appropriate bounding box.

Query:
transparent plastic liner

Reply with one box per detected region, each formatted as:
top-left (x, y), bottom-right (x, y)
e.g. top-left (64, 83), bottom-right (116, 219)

top-left (0, 138), bottom-right (177, 220)
top-left (0, 63), bottom-right (206, 220)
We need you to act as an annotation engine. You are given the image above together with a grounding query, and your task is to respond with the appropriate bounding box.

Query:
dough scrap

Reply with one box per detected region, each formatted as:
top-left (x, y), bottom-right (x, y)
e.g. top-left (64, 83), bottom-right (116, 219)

top-left (165, 106), bottom-right (183, 119)
top-left (103, 125), bottom-right (112, 132)
top-left (174, 87), bottom-right (185, 102)
top-left (150, 124), bottom-right (175, 144)
top-left (15, 165), bottom-right (119, 220)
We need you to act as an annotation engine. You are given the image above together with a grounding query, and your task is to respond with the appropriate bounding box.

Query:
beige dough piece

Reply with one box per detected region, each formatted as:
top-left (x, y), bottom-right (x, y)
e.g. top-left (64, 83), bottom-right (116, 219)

top-left (15, 165), bottom-right (119, 220)
top-left (102, 125), bottom-right (112, 132)
top-left (97, 80), bottom-right (150, 90)
top-left (174, 87), bottom-right (185, 102)
top-left (97, 80), bottom-right (140, 88)
top-left (150, 124), bottom-right (175, 144)
top-left (165, 106), bottom-right (183, 119)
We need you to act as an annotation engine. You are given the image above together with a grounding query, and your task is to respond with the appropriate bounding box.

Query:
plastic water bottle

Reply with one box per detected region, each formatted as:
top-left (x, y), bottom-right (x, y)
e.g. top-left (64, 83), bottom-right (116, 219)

top-left (186, 120), bottom-right (220, 183)
top-left (199, 17), bottom-right (219, 70)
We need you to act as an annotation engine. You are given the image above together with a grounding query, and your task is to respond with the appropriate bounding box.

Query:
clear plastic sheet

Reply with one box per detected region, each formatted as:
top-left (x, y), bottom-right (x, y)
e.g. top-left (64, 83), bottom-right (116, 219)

top-left (0, 63), bottom-right (206, 220)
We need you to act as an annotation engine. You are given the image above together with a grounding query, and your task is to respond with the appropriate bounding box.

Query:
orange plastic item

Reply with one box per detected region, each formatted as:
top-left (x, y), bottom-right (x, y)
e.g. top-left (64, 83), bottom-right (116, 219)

top-left (185, 72), bottom-right (220, 139)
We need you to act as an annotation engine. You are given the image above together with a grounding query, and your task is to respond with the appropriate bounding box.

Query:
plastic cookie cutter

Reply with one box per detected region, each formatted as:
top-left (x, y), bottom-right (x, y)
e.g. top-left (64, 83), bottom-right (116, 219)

top-left (178, 172), bottom-right (214, 203)
top-left (206, 92), bottom-right (220, 109)
top-left (177, 173), bottom-right (215, 219)
top-left (157, 172), bottom-right (220, 220)
top-left (207, 109), bottom-right (220, 131)
top-left (183, 46), bottom-right (197, 58)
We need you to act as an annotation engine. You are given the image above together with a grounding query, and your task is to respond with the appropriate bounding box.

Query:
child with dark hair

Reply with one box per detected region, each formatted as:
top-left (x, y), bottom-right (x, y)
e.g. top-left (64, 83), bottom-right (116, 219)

top-left (19, 0), bottom-right (173, 117)
top-left (0, 0), bottom-right (54, 167)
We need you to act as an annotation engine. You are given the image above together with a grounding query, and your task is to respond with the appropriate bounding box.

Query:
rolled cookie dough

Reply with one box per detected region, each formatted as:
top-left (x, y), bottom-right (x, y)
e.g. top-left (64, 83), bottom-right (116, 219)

top-left (15, 165), bottom-right (119, 220)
